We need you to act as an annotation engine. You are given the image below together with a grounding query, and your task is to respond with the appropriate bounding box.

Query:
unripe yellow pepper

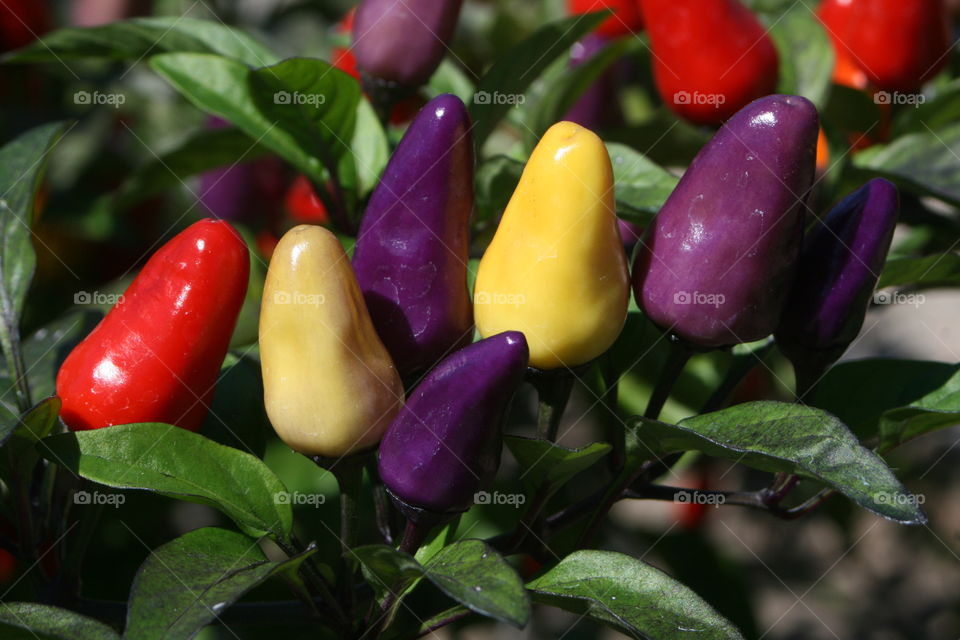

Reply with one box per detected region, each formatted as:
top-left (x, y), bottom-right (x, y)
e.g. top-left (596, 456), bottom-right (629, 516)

top-left (260, 225), bottom-right (403, 457)
top-left (474, 122), bottom-right (630, 369)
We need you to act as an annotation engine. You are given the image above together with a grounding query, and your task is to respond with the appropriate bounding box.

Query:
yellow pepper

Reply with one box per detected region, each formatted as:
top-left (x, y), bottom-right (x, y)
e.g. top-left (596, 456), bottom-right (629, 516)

top-left (260, 225), bottom-right (403, 457)
top-left (474, 121), bottom-right (630, 370)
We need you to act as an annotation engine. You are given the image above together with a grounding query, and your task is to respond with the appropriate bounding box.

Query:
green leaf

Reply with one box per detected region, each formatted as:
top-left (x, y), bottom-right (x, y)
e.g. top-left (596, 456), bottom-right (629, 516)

top-left (527, 550), bottom-right (744, 640)
top-left (349, 98), bottom-right (389, 197)
top-left (853, 122), bottom-right (960, 207)
top-left (632, 401), bottom-right (925, 523)
top-left (149, 53), bottom-right (323, 182)
top-left (0, 397), bottom-right (62, 493)
top-left (469, 13), bottom-right (607, 147)
top-left (812, 359), bottom-right (960, 453)
top-left (428, 59), bottom-right (476, 104)
top-left (475, 155), bottom-right (524, 226)
top-left (5, 17), bottom-right (278, 67)
top-left (822, 84), bottom-right (881, 135)
top-left (0, 395), bottom-right (60, 448)
top-left (354, 540), bottom-right (530, 628)
top-left (879, 253), bottom-right (960, 289)
top-left (607, 142), bottom-right (679, 225)
top-left (0, 121), bottom-right (69, 412)
top-left (414, 517), bottom-right (459, 565)
top-left (423, 540), bottom-right (529, 628)
top-left (41, 423), bottom-right (293, 542)
top-left (506, 436), bottom-right (610, 495)
top-left (893, 79), bottom-right (960, 136)
top-left (125, 527), bottom-right (311, 640)
top-left (115, 127), bottom-right (269, 210)
top-left (769, 6), bottom-right (833, 107)
top-left (0, 603), bottom-right (120, 640)
top-left (202, 354), bottom-right (268, 458)
top-left (527, 37), bottom-right (637, 140)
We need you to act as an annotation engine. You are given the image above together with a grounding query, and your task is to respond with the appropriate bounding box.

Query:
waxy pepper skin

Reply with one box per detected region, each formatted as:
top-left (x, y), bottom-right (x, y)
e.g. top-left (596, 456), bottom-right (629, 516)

top-left (776, 179), bottom-right (899, 373)
top-left (259, 225), bottom-right (403, 458)
top-left (640, 0), bottom-right (779, 126)
top-left (568, 0), bottom-right (644, 39)
top-left (56, 219), bottom-right (249, 432)
top-left (352, 0), bottom-right (463, 88)
top-left (474, 121), bottom-right (630, 370)
top-left (352, 94), bottom-right (473, 375)
top-left (378, 332), bottom-right (529, 515)
top-left (632, 95), bottom-right (819, 348)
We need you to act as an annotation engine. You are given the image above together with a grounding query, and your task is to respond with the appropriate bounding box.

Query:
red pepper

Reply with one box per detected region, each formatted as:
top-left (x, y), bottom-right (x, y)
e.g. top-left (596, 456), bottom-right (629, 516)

top-left (568, 0), bottom-right (644, 38)
top-left (0, 0), bottom-right (48, 53)
top-left (640, 0), bottom-right (779, 126)
top-left (284, 175), bottom-right (329, 224)
top-left (817, 0), bottom-right (951, 92)
top-left (56, 219), bottom-right (249, 432)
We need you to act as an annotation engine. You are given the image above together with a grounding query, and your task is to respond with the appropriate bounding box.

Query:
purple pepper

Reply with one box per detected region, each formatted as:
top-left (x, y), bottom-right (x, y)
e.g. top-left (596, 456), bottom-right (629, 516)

top-left (776, 179), bottom-right (899, 384)
top-left (563, 34), bottom-right (624, 130)
top-left (352, 94), bottom-right (474, 375)
top-left (378, 331), bottom-right (529, 516)
top-left (632, 94), bottom-right (819, 348)
top-left (352, 0), bottom-right (463, 88)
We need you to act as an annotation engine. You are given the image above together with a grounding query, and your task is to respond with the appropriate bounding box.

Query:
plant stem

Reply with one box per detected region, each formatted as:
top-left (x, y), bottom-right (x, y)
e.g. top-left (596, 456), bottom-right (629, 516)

top-left (368, 460), bottom-right (395, 544)
top-left (600, 359), bottom-right (625, 473)
top-left (501, 484), bottom-right (552, 555)
top-left (701, 341), bottom-right (775, 413)
top-left (644, 340), bottom-right (692, 420)
top-left (529, 369), bottom-right (574, 441)
top-left (285, 534), bottom-right (348, 628)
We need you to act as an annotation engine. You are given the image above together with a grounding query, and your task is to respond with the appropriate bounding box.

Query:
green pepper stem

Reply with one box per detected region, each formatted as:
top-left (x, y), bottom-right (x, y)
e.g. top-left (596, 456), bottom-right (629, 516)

top-left (644, 340), bottom-right (692, 420)
top-left (529, 369), bottom-right (574, 441)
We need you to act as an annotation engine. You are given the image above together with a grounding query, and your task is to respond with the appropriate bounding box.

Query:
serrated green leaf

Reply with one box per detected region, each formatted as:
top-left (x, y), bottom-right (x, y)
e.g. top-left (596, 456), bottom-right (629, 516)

top-left (5, 17), bottom-right (278, 67)
top-left (812, 359), bottom-right (960, 453)
top-left (506, 436), bottom-right (610, 495)
top-left (631, 401), bottom-right (925, 523)
top-left (0, 603), bottom-right (120, 640)
top-left (41, 424), bottom-right (293, 542)
top-left (469, 13), bottom-right (607, 147)
top-left (124, 527), bottom-right (311, 640)
top-left (527, 550), bottom-right (744, 640)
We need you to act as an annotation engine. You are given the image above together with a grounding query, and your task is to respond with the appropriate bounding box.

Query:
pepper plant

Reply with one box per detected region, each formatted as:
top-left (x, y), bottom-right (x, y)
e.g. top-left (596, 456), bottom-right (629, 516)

top-left (0, 1), bottom-right (958, 639)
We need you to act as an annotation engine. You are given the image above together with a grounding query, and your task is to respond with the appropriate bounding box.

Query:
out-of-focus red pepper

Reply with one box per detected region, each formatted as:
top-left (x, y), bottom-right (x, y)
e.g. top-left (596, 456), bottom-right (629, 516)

top-left (0, 0), bottom-right (48, 53)
top-left (284, 175), bottom-right (330, 224)
top-left (640, 0), bottom-right (779, 126)
top-left (56, 220), bottom-right (250, 432)
top-left (568, 0), bottom-right (644, 37)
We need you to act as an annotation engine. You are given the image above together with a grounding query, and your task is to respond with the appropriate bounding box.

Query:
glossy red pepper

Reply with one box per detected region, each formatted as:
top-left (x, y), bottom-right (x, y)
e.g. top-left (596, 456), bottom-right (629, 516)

top-left (640, 0), bottom-right (779, 126)
top-left (817, 0), bottom-right (951, 92)
top-left (284, 175), bottom-right (329, 224)
top-left (568, 0), bottom-right (644, 38)
top-left (56, 219), bottom-right (250, 432)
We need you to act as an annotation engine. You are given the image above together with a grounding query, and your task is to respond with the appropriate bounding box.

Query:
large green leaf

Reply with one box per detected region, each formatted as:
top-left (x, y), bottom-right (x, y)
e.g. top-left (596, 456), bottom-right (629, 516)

top-left (0, 121), bottom-right (69, 412)
top-left (813, 359), bottom-right (960, 453)
top-left (354, 540), bottom-right (529, 628)
top-left (893, 79), bottom-right (960, 136)
top-left (527, 550), bottom-right (744, 640)
top-left (149, 53), bottom-right (323, 182)
top-left (0, 603), bottom-right (120, 640)
top-left (125, 527), bottom-right (312, 640)
top-left (853, 122), bottom-right (960, 207)
top-left (607, 143), bottom-right (679, 225)
top-left (632, 401), bottom-right (924, 523)
top-left (5, 17), bottom-right (278, 67)
top-left (879, 253), bottom-right (960, 290)
top-left (506, 436), bottom-right (610, 495)
top-left (468, 13), bottom-right (607, 147)
top-left (769, 5), bottom-right (833, 108)
top-left (41, 423), bottom-right (293, 542)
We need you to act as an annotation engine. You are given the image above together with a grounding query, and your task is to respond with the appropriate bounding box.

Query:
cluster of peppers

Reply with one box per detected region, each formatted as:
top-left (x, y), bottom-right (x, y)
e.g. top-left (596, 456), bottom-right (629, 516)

top-left (55, 89), bottom-right (900, 527)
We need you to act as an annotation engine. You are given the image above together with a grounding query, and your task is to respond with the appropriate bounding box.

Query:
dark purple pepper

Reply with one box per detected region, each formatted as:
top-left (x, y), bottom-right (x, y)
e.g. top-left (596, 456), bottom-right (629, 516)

top-left (776, 179), bottom-right (899, 379)
top-left (563, 34), bottom-right (624, 130)
top-left (352, 94), bottom-right (474, 375)
top-left (378, 332), bottom-right (529, 515)
top-left (632, 94), bottom-right (819, 347)
top-left (352, 0), bottom-right (463, 88)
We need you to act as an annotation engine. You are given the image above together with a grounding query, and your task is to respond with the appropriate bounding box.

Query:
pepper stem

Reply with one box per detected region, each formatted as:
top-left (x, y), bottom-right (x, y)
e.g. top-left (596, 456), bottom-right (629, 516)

top-left (529, 368), bottom-right (575, 441)
top-left (644, 340), bottom-right (692, 420)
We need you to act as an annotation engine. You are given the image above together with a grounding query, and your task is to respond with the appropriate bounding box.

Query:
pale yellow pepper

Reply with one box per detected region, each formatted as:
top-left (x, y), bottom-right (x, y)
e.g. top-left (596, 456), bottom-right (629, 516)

top-left (474, 122), bottom-right (630, 370)
top-left (260, 225), bottom-right (403, 457)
